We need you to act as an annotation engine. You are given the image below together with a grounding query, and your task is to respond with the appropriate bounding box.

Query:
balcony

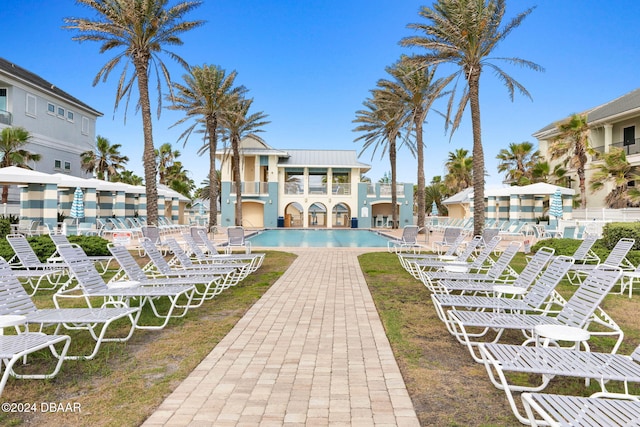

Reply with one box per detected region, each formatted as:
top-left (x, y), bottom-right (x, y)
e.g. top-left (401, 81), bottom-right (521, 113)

top-left (331, 183), bottom-right (351, 195)
top-left (612, 139), bottom-right (640, 156)
top-left (377, 184), bottom-right (405, 197)
top-left (0, 109), bottom-right (11, 126)
top-left (231, 181), bottom-right (269, 196)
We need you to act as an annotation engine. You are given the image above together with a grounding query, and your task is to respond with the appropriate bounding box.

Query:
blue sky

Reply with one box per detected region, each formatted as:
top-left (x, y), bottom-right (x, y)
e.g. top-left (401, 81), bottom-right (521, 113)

top-left (4, 1), bottom-right (640, 189)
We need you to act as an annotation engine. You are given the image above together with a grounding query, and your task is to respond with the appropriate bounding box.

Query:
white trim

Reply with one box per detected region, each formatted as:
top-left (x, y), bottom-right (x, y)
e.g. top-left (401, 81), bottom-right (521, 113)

top-left (25, 93), bottom-right (36, 117)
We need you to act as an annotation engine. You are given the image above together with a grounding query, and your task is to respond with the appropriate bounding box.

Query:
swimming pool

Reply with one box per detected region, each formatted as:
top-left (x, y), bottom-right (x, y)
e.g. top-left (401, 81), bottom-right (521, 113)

top-left (247, 229), bottom-right (391, 248)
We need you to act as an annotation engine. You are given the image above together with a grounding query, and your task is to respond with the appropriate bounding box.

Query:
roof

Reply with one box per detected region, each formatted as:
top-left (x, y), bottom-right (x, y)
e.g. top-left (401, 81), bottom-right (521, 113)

top-left (533, 87), bottom-right (640, 139)
top-left (278, 150), bottom-right (371, 171)
top-left (442, 187), bottom-right (473, 205)
top-left (0, 57), bottom-right (102, 117)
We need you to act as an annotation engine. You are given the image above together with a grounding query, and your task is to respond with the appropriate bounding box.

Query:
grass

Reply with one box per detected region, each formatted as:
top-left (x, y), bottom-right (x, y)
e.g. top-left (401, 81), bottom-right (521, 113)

top-left (0, 250), bottom-right (296, 427)
top-left (359, 251), bottom-right (640, 426)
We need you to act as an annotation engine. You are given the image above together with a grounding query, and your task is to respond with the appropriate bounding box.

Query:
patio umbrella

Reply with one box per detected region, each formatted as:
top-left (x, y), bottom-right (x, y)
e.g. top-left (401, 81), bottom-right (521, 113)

top-left (548, 188), bottom-right (563, 227)
top-left (69, 186), bottom-right (85, 227)
top-left (431, 201), bottom-right (438, 216)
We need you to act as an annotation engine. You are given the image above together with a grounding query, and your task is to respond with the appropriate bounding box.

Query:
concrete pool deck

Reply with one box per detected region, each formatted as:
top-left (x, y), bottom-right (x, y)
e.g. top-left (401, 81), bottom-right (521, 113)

top-left (143, 247), bottom-right (420, 426)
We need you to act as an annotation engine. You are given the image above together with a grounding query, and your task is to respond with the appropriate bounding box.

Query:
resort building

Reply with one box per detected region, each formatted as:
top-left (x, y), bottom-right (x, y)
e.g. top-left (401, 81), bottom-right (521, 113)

top-left (0, 57), bottom-right (102, 178)
top-left (534, 87), bottom-right (640, 209)
top-left (217, 137), bottom-right (414, 229)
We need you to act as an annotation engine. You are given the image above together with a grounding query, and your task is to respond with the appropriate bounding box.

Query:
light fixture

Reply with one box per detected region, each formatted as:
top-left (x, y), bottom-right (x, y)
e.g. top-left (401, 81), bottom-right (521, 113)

top-left (226, 199), bottom-right (230, 204)
top-left (363, 200), bottom-right (367, 205)
top-left (268, 199), bottom-right (272, 204)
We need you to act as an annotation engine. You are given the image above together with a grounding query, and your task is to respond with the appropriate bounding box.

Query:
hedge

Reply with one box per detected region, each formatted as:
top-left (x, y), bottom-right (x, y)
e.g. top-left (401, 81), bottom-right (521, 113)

top-left (0, 235), bottom-right (111, 262)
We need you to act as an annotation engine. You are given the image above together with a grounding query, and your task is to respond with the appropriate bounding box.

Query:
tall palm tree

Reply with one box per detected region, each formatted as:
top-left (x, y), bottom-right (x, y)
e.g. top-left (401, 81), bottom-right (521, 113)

top-left (81, 135), bottom-right (129, 180)
top-left (496, 141), bottom-right (539, 185)
top-left (444, 148), bottom-right (473, 194)
top-left (155, 142), bottom-right (181, 184)
top-left (168, 64), bottom-right (245, 227)
top-left (590, 147), bottom-right (640, 208)
top-left (354, 88), bottom-right (409, 229)
top-left (402, 0), bottom-right (543, 235)
top-left (65, 0), bottom-right (204, 225)
top-left (380, 56), bottom-right (452, 232)
top-left (548, 114), bottom-right (591, 208)
top-left (222, 97), bottom-right (269, 226)
top-left (0, 127), bottom-right (41, 203)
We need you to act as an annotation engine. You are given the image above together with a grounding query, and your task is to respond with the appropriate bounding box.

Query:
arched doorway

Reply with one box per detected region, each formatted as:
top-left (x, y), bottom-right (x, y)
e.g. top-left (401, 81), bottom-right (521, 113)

top-left (284, 202), bottom-right (303, 227)
top-left (308, 203), bottom-right (327, 227)
top-left (331, 203), bottom-right (351, 228)
top-left (371, 202), bottom-right (396, 228)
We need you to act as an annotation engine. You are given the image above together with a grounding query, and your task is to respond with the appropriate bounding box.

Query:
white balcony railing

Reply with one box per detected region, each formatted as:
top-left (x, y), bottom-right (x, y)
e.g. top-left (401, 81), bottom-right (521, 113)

top-left (231, 181), bottom-right (269, 195)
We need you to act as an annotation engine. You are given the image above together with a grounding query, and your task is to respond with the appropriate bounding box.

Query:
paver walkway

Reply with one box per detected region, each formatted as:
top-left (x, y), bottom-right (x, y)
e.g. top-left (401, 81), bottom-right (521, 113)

top-left (143, 248), bottom-right (420, 426)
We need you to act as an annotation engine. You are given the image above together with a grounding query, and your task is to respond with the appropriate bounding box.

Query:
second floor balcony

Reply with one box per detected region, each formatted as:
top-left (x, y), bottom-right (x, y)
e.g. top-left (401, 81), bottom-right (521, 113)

top-left (369, 183), bottom-right (405, 197)
top-left (231, 181), bottom-right (269, 196)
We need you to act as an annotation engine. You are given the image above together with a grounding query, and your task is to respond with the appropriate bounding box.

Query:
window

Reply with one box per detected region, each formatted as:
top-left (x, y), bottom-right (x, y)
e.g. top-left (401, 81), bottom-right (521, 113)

top-left (25, 93), bottom-right (36, 117)
top-left (57, 106), bottom-right (65, 118)
top-left (64, 161), bottom-right (71, 171)
top-left (54, 160), bottom-right (62, 169)
top-left (47, 103), bottom-right (55, 114)
top-left (66, 110), bottom-right (74, 122)
top-left (81, 117), bottom-right (89, 135)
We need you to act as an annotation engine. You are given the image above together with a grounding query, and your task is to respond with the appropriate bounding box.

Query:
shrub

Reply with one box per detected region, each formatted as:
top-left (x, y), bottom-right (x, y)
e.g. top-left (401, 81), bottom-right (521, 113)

top-left (601, 222), bottom-right (640, 250)
top-left (0, 218), bottom-right (11, 239)
top-left (0, 234), bottom-right (111, 262)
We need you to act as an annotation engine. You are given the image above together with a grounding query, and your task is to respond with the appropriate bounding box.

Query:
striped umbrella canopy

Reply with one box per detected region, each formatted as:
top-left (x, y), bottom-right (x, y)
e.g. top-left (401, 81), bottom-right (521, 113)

top-left (431, 201), bottom-right (438, 216)
top-left (548, 188), bottom-right (563, 220)
top-left (69, 186), bottom-right (85, 220)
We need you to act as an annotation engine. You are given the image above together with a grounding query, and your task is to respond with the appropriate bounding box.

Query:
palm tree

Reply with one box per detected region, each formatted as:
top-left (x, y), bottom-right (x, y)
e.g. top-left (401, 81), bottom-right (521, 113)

top-left (380, 56), bottom-right (451, 232)
top-left (165, 161), bottom-right (194, 198)
top-left (155, 142), bottom-right (181, 184)
top-left (496, 141), bottom-right (539, 185)
top-left (425, 176), bottom-right (448, 217)
top-left (354, 88), bottom-right (409, 229)
top-left (168, 65), bottom-right (245, 227)
top-left (81, 135), bottom-right (129, 180)
top-left (222, 97), bottom-right (269, 226)
top-left (444, 148), bottom-right (473, 194)
top-left (65, 0), bottom-right (204, 225)
top-left (114, 170), bottom-right (144, 185)
top-left (590, 147), bottom-right (640, 208)
top-left (548, 114), bottom-right (591, 208)
top-left (531, 161), bottom-right (569, 186)
top-left (402, 0), bottom-right (543, 235)
top-left (0, 127), bottom-right (41, 203)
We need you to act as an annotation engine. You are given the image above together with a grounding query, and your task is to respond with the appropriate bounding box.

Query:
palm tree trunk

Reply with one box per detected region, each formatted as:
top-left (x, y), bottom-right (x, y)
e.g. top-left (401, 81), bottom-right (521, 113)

top-left (468, 71), bottom-right (485, 236)
top-left (390, 137), bottom-right (398, 229)
top-left (207, 116), bottom-right (219, 227)
top-left (415, 115), bottom-right (425, 233)
top-left (232, 136), bottom-right (243, 226)
top-left (1, 185), bottom-right (8, 204)
top-left (134, 58), bottom-right (158, 226)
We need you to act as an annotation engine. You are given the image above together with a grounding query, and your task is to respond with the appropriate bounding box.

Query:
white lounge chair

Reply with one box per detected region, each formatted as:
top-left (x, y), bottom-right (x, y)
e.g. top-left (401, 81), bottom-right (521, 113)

top-left (433, 253), bottom-right (570, 326)
top-left (181, 232), bottom-right (264, 273)
top-left (195, 229), bottom-right (265, 271)
top-left (410, 235), bottom-right (502, 282)
top-left (398, 235), bottom-right (483, 279)
top-left (5, 233), bottom-right (67, 294)
top-left (567, 237), bottom-right (635, 284)
top-left (447, 265), bottom-right (624, 362)
top-left (55, 243), bottom-right (196, 330)
top-left (418, 241), bottom-right (521, 293)
top-left (521, 393), bottom-right (640, 427)
top-left (432, 227), bottom-right (462, 255)
top-left (0, 332), bottom-right (70, 397)
top-left (226, 226), bottom-right (251, 254)
top-left (387, 225), bottom-right (423, 253)
top-left (109, 242), bottom-right (237, 302)
top-left (0, 257), bottom-right (139, 360)
top-left (48, 233), bottom-right (115, 274)
top-left (479, 342), bottom-right (640, 424)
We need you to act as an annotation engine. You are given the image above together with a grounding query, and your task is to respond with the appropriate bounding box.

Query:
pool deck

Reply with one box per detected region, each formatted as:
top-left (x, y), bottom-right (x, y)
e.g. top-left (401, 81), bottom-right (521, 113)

top-left (143, 246), bottom-right (420, 427)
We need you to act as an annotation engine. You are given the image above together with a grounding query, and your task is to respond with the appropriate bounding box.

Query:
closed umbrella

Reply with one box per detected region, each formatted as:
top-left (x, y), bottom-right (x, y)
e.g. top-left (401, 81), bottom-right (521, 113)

top-left (69, 187), bottom-right (85, 234)
top-left (548, 188), bottom-right (563, 228)
top-left (431, 201), bottom-right (438, 216)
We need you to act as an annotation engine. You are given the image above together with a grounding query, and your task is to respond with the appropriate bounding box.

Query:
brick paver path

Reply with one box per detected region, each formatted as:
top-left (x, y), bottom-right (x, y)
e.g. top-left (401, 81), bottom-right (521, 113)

top-left (143, 249), bottom-right (419, 426)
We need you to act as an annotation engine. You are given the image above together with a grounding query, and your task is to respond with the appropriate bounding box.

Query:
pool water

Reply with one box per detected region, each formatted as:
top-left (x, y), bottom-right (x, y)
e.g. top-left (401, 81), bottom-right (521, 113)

top-left (247, 229), bottom-right (391, 248)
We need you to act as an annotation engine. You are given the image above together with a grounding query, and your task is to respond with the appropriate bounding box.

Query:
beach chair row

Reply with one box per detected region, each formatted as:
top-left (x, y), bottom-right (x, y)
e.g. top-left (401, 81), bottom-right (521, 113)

top-left (0, 229), bottom-right (264, 397)
top-left (396, 235), bottom-right (640, 425)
